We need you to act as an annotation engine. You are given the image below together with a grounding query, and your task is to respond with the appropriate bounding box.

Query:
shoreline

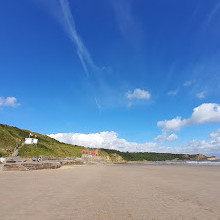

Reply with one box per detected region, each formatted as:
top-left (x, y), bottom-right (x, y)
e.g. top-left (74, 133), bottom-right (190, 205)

top-left (1, 157), bottom-right (220, 172)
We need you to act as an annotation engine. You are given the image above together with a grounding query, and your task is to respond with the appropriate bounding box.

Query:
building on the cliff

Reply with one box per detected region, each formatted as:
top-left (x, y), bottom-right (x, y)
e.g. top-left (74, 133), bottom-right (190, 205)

top-left (24, 138), bottom-right (38, 145)
top-left (82, 148), bottom-right (99, 156)
top-left (24, 133), bottom-right (38, 145)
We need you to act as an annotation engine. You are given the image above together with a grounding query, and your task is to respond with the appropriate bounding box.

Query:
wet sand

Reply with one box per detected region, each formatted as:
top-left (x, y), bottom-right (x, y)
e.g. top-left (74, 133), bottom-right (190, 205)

top-left (0, 164), bottom-right (220, 220)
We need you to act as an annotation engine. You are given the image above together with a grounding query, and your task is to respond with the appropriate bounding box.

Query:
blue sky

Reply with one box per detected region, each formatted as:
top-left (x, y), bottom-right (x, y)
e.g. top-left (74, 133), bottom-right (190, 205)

top-left (1, 0), bottom-right (220, 156)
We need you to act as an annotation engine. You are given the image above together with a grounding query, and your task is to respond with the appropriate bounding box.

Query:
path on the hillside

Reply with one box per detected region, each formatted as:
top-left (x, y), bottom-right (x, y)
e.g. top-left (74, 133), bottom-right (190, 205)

top-left (11, 142), bottom-right (24, 157)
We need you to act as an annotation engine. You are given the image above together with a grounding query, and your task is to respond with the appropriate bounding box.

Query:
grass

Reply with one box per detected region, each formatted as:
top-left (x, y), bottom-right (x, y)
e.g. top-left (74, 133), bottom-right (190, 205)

top-left (0, 124), bottom-right (84, 158)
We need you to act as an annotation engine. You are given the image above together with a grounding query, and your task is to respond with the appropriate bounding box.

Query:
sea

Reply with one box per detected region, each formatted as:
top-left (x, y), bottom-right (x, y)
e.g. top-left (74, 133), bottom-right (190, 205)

top-left (143, 160), bottom-right (220, 166)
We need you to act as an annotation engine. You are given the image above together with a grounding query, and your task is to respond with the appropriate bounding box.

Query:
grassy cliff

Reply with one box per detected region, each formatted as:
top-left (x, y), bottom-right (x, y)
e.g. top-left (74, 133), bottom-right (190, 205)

top-left (100, 149), bottom-right (200, 162)
top-left (0, 124), bottom-right (84, 158)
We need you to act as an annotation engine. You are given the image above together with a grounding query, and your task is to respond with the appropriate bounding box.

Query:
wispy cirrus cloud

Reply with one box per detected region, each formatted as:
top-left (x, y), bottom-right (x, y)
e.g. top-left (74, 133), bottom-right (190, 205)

top-left (36, 0), bottom-right (98, 77)
top-left (0, 97), bottom-right (20, 108)
top-left (38, 0), bottom-right (112, 110)
top-left (204, 2), bottom-right (220, 26)
top-left (110, 0), bottom-right (143, 49)
top-left (59, 0), bottom-right (98, 77)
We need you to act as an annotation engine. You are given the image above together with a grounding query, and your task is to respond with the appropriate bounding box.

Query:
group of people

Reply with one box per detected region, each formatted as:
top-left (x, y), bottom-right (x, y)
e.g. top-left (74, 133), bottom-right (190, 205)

top-left (33, 157), bottom-right (41, 162)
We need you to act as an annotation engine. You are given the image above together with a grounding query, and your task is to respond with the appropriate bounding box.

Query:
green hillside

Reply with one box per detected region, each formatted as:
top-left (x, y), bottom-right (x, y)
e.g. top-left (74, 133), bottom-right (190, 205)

top-left (0, 124), bottom-right (84, 158)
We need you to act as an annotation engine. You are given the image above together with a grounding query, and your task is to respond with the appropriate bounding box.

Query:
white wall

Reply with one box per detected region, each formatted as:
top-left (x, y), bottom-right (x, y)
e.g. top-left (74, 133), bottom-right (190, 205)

top-left (24, 138), bottom-right (38, 145)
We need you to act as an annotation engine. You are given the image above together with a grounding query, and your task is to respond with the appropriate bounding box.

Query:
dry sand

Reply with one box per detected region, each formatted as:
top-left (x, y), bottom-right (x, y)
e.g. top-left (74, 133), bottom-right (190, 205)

top-left (0, 164), bottom-right (220, 220)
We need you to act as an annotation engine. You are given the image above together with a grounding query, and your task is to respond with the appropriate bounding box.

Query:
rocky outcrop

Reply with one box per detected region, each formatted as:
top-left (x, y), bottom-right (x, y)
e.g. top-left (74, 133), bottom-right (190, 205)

top-left (81, 154), bottom-right (106, 164)
top-left (193, 154), bottom-right (207, 160)
top-left (98, 154), bottom-right (125, 163)
top-left (183, 154), bottom-right (211, 161)
top-left (207, 156), bottom-right (218, 161)
top-left (183, 154), bottom-right (190, 159)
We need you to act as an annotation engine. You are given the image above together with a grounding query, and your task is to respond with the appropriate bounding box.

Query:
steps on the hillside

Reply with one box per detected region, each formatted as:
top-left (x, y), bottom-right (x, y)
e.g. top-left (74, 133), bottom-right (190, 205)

top-left (12, 149), bottom-right (19, 157)
top-left (11, 142), bottom-right (24, 157)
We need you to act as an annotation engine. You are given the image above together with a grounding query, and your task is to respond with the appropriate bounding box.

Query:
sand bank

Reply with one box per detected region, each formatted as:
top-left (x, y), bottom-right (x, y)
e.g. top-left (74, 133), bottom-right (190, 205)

top-left (0, 164), bottom-right (220, 220)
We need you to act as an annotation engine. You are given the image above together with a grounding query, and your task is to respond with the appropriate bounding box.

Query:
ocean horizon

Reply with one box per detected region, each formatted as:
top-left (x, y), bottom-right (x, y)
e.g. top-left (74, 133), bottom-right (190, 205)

top-left (143, 160), bottom-right (220, 166)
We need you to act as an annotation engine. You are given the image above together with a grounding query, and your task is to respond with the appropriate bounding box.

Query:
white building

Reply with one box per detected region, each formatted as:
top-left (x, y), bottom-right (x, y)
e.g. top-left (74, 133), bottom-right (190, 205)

top-left (24, 138), bottom-right (38, 145)
top-left (33, 139), bottom-right (38, 144)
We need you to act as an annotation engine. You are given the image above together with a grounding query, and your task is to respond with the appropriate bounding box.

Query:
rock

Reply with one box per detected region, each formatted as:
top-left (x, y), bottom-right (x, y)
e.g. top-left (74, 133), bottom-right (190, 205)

top-left (81, 154), bottom-right (106, 164)
top-left (193, 154), bottom-right (207, 161)
top-left (183, 154), bottom-right (190, 159)
top-left (207, 156), bottom-right (217, 161)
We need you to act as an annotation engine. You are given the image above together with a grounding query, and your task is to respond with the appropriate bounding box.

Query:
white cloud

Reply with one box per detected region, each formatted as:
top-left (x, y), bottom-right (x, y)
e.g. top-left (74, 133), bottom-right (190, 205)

top-left (167, 89), bottom-right (178, 96)
top-left (190, 103), bottom-right (220, 124)
top-left (175, 138), bottom-right (220, 156)
top-left (157, 116), bottom-right (188, 132)
top-left (155, 133), bottom-right (178, 142)
top-left (166, 133), bottom-right (178, 141)
top-left (0, 97), bottom-right (20, 107)
top-left (49, 131), bottom-right (157, 152)
top-left (209, 129), bottom-right (220, 138)
top-left (158, 103), bottom-right (220, 131)
top-left (0, 98), bottom-right (4, 106)
top-left (48, 130), bottom-right (220, 156)
top-left (126, 88), bottom-right (151, 100)
top-left (196, 91), bottom-right (206, 99)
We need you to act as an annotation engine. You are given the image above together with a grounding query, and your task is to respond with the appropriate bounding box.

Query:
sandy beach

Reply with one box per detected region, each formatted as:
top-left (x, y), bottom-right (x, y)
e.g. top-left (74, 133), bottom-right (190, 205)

top-left (0, 164), bottom-right (220, 220)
